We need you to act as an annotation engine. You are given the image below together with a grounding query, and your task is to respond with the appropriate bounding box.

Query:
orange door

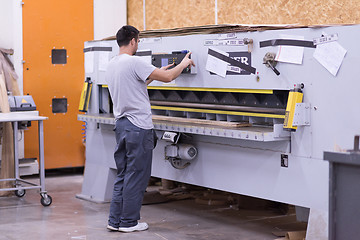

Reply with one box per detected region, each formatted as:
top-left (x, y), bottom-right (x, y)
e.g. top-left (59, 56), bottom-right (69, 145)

top-left (23, 0), bottom-right (93, 169)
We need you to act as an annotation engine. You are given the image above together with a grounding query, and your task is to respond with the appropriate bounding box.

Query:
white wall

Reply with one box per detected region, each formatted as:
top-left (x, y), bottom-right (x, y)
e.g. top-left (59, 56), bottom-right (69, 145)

top-left (0, 0), bottom-right (13, 49)
top-left (0, 0), bottom-right (23, 93)
top-left (0, 0), bottom-right (24, 159)
top-left (93, 0), bottom-right (127, 40)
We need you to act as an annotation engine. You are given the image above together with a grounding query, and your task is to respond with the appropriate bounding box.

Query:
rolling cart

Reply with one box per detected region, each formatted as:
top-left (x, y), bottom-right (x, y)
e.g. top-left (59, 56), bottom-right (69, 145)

top-left (0, 112), bottom-right (52, 206)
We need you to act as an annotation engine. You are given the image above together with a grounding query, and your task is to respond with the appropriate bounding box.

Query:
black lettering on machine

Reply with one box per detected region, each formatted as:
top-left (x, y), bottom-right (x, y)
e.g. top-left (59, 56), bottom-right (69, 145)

top-left (227, 52), bottom-right (252, 75)
top-left (209, 51), bottom-right (252, 76)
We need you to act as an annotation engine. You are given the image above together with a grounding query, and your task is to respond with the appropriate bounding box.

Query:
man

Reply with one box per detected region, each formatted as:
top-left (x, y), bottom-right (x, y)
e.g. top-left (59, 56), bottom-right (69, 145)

top-left (105, 25), bottom-right (195, 233)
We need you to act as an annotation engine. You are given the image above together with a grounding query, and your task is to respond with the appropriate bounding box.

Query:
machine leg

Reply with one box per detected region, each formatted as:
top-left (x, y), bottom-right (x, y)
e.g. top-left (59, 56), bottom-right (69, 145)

top-left (13, 122), bottom-right (19, 180)
top-left (305, 208), bottom-right (328, 240)
top-left (38, 120), bottom-right (46, 194)
top-left (38, 120), bottom-right (52, 206)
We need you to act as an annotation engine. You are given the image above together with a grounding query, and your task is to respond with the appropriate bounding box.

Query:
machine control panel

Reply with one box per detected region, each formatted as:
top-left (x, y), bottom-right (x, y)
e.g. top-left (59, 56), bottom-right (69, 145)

top-left (152, 51), bottom-right (195, 74)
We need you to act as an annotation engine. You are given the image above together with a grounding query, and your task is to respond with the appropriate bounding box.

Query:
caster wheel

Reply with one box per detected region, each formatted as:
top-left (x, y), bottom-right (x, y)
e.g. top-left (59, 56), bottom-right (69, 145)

top-left (40, 195), bottom-right (52, 206)
top-left (15, 189), bottom-right (26, 198)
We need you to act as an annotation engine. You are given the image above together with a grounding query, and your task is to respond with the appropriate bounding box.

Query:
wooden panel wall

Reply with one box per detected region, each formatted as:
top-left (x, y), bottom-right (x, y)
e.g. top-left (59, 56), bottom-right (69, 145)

top-left (145, 0), bottom-right (215, 30)
top-left (128, 0), bottom-right (360, 30)
top-left (218, 0), bottom-right (360, 25)
top-left (128, 0), bottom-right (215, 30)
top-left (127, 0), bottom-right (144, 30)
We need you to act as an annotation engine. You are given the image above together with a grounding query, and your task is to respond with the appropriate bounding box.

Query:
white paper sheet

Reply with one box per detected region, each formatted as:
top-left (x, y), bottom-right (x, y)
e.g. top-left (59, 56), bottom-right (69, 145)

top-left (98, 52), bottom-right (110, 71)
top-left (84, 52), bottom-right (94, 73)
top-left (205, 47), bottom-right (229, 78)
top-left (313, 41), bottom-right (347, 76)
top-left (98, 43), bottom-right (111, 71)
top-left (275, 35), bottom-right (304, 65)
top-left (136, 49), bottom-right (152, 65)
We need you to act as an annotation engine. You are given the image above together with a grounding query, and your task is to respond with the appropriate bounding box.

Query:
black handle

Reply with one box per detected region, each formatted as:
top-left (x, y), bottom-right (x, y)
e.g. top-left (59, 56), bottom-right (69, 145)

top-left (20, 103), bottom-right (31, 107)
top-left (267, 61), bottom-right (280, 76)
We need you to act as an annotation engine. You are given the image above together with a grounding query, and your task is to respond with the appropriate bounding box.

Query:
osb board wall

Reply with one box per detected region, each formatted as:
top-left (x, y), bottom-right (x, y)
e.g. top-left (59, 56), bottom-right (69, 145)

top-left (128, 0), bottom-right (215, 30)
top-left (128, 0), bottom-right (360, 30)
top-left (127, 0), bottom-right (144, 30)
top-left (218, 0), bottom-right (360, 25)
top-left (145, 0), bottom-right (215, 30)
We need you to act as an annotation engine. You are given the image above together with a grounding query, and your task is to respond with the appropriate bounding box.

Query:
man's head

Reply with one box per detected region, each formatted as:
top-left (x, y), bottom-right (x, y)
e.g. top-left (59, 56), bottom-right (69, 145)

top-left (116, 25), bottom-right (139, 55)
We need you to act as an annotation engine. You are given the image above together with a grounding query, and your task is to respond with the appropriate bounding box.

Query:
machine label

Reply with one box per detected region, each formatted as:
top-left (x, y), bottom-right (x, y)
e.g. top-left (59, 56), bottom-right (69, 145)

top-left (210, 52), bottom-right (252, 75)
top-left (227, 52), bottom-right (251, 75)
top-left (204, 39), bottom-right (245, 46)
top-left (313, 33), bottom-right (338, 45)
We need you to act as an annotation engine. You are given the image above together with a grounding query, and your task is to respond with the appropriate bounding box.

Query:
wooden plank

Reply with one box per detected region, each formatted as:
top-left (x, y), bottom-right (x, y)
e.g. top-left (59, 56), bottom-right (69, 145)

top-left (0, 72), bottom-right (14, 196)
top-left (152, 115), bottom-right (251, 128)
top-left (0, 122), bottom-right (15, 196)
top-left (0, 53), bottom-right (13, 93)
top-left (0, 50), bottom-right (21, 96)
top-left (0, 50), bottom-right (21, 195)
top-left (0, 72), bottom-right (10, 113)
top-left (10, 73), bottom-right (21, 96)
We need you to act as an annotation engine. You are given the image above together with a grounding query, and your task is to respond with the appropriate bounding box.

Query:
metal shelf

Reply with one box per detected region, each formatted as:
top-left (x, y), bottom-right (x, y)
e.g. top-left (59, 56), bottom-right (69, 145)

top-left (78, 114), bottom-right (290, 142)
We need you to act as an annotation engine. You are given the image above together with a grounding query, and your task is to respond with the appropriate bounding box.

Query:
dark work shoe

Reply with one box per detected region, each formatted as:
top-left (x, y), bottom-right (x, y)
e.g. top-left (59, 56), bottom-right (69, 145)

top-left (107, 225), bottom-right (119, 231)
top-left (118, 222), bottom-right (149, 232)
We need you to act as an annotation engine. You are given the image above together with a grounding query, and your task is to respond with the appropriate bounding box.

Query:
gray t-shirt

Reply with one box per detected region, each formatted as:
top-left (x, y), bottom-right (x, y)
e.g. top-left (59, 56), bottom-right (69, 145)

top-left (105, 54), bottom-right (156, 129)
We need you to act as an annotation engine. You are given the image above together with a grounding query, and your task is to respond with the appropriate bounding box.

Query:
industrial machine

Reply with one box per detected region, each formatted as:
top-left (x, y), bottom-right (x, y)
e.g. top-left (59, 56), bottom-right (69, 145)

top-left (77, 24), bottom-right (360, 240)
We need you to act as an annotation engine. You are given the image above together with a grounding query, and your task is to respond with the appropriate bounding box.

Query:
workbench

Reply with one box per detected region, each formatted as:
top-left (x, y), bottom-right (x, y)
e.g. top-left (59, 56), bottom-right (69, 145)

top-left (0, 112), bottom-right (52, 206)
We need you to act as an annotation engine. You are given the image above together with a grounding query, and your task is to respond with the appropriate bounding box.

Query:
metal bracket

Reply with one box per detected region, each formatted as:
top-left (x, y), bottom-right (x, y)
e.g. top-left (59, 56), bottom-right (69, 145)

top-left (243, 38), bottom-right (253, 52)
top-left (293, 103), bottom-right (311, 126)
top-left (273, 124), bottom-right (291, 138)
top-left (354, 135), bottom-right (359, 152)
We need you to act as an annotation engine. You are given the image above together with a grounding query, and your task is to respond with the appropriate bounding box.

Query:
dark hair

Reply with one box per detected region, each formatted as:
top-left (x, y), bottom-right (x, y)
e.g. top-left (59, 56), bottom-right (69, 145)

top-left (116, 25), bottom-right (139, 47)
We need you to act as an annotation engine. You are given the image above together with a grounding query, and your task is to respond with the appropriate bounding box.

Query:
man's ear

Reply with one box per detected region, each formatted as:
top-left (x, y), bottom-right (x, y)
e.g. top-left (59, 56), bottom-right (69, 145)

top-left (130, 38), bottom-right (136, 46)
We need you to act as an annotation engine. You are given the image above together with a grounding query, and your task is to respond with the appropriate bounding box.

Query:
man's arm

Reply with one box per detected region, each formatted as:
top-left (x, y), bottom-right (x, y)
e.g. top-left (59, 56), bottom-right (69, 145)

top-left (147, 52), bottom-right (195, 84)
top-left (146, 63), bottom-right (174, 85)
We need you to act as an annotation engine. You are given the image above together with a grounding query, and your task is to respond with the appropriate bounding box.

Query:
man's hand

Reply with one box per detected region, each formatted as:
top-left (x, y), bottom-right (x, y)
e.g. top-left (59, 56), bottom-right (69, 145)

top-left (147, 63), bottom-right (175, 85)
top-left (161, 63), bottom-right (175, 70)
top-left (180, 52), bottom-right (195, 69)
top-left (148, 52), bottom-right (196, 83)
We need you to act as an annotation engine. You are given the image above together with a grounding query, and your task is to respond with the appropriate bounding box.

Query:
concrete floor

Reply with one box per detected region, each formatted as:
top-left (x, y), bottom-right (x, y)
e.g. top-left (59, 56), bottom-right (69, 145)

top-left (0, 173), bottom-right (306, 240)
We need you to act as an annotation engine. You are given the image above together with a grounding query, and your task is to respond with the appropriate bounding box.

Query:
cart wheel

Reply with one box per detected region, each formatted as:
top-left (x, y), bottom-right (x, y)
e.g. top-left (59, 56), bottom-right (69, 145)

top-left (15, 189), bottom-right (26, 198)
top-left (40, 195), bottom-right (52, 207)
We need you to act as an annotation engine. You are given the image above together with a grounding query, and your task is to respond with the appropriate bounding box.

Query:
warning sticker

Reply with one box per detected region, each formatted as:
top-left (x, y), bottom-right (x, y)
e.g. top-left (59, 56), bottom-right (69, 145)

top-left (227, 52), bottom-right (252, 75)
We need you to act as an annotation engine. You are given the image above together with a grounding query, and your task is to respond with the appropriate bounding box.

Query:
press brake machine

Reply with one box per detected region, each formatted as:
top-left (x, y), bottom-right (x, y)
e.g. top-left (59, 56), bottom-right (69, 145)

top-left (77, 24), bottom-right (360, 240)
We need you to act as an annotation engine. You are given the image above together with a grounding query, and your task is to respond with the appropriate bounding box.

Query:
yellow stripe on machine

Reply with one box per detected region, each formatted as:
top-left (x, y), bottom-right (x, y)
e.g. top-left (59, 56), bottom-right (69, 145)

top-left (147, 86), bottom-right (273, 94)
top-left (79, 81), bottom-right (93, 112)
top-left (283, 91), bottom-right (303, 130)
top-left (151, 105), bottom-right (285, 119)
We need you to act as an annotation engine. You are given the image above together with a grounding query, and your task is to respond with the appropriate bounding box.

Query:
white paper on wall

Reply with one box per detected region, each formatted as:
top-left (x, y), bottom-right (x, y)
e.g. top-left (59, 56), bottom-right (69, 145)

top-left (313, 40), bottom-right (347, 76)
top-left (205, 47), bottom-right (229, 78)
top-left (85, 52), bottom-right (94, 73)
top-left (275, 35), bottom-right (305, 65)
top-left (136, 49), bottom-right (152, 65)
top-left (98, 42), bottom-right (111, 71)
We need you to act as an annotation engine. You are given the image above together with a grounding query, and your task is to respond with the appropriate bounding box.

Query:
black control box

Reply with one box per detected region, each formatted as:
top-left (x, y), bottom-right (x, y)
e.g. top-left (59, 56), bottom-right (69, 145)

top-left (152, 51), bottom-right (191, 74)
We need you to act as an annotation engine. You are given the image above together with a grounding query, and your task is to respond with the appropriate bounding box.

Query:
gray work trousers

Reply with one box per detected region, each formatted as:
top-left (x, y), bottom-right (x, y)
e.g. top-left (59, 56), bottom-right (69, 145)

top-left (108, 117), bottom-right (154, 228)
